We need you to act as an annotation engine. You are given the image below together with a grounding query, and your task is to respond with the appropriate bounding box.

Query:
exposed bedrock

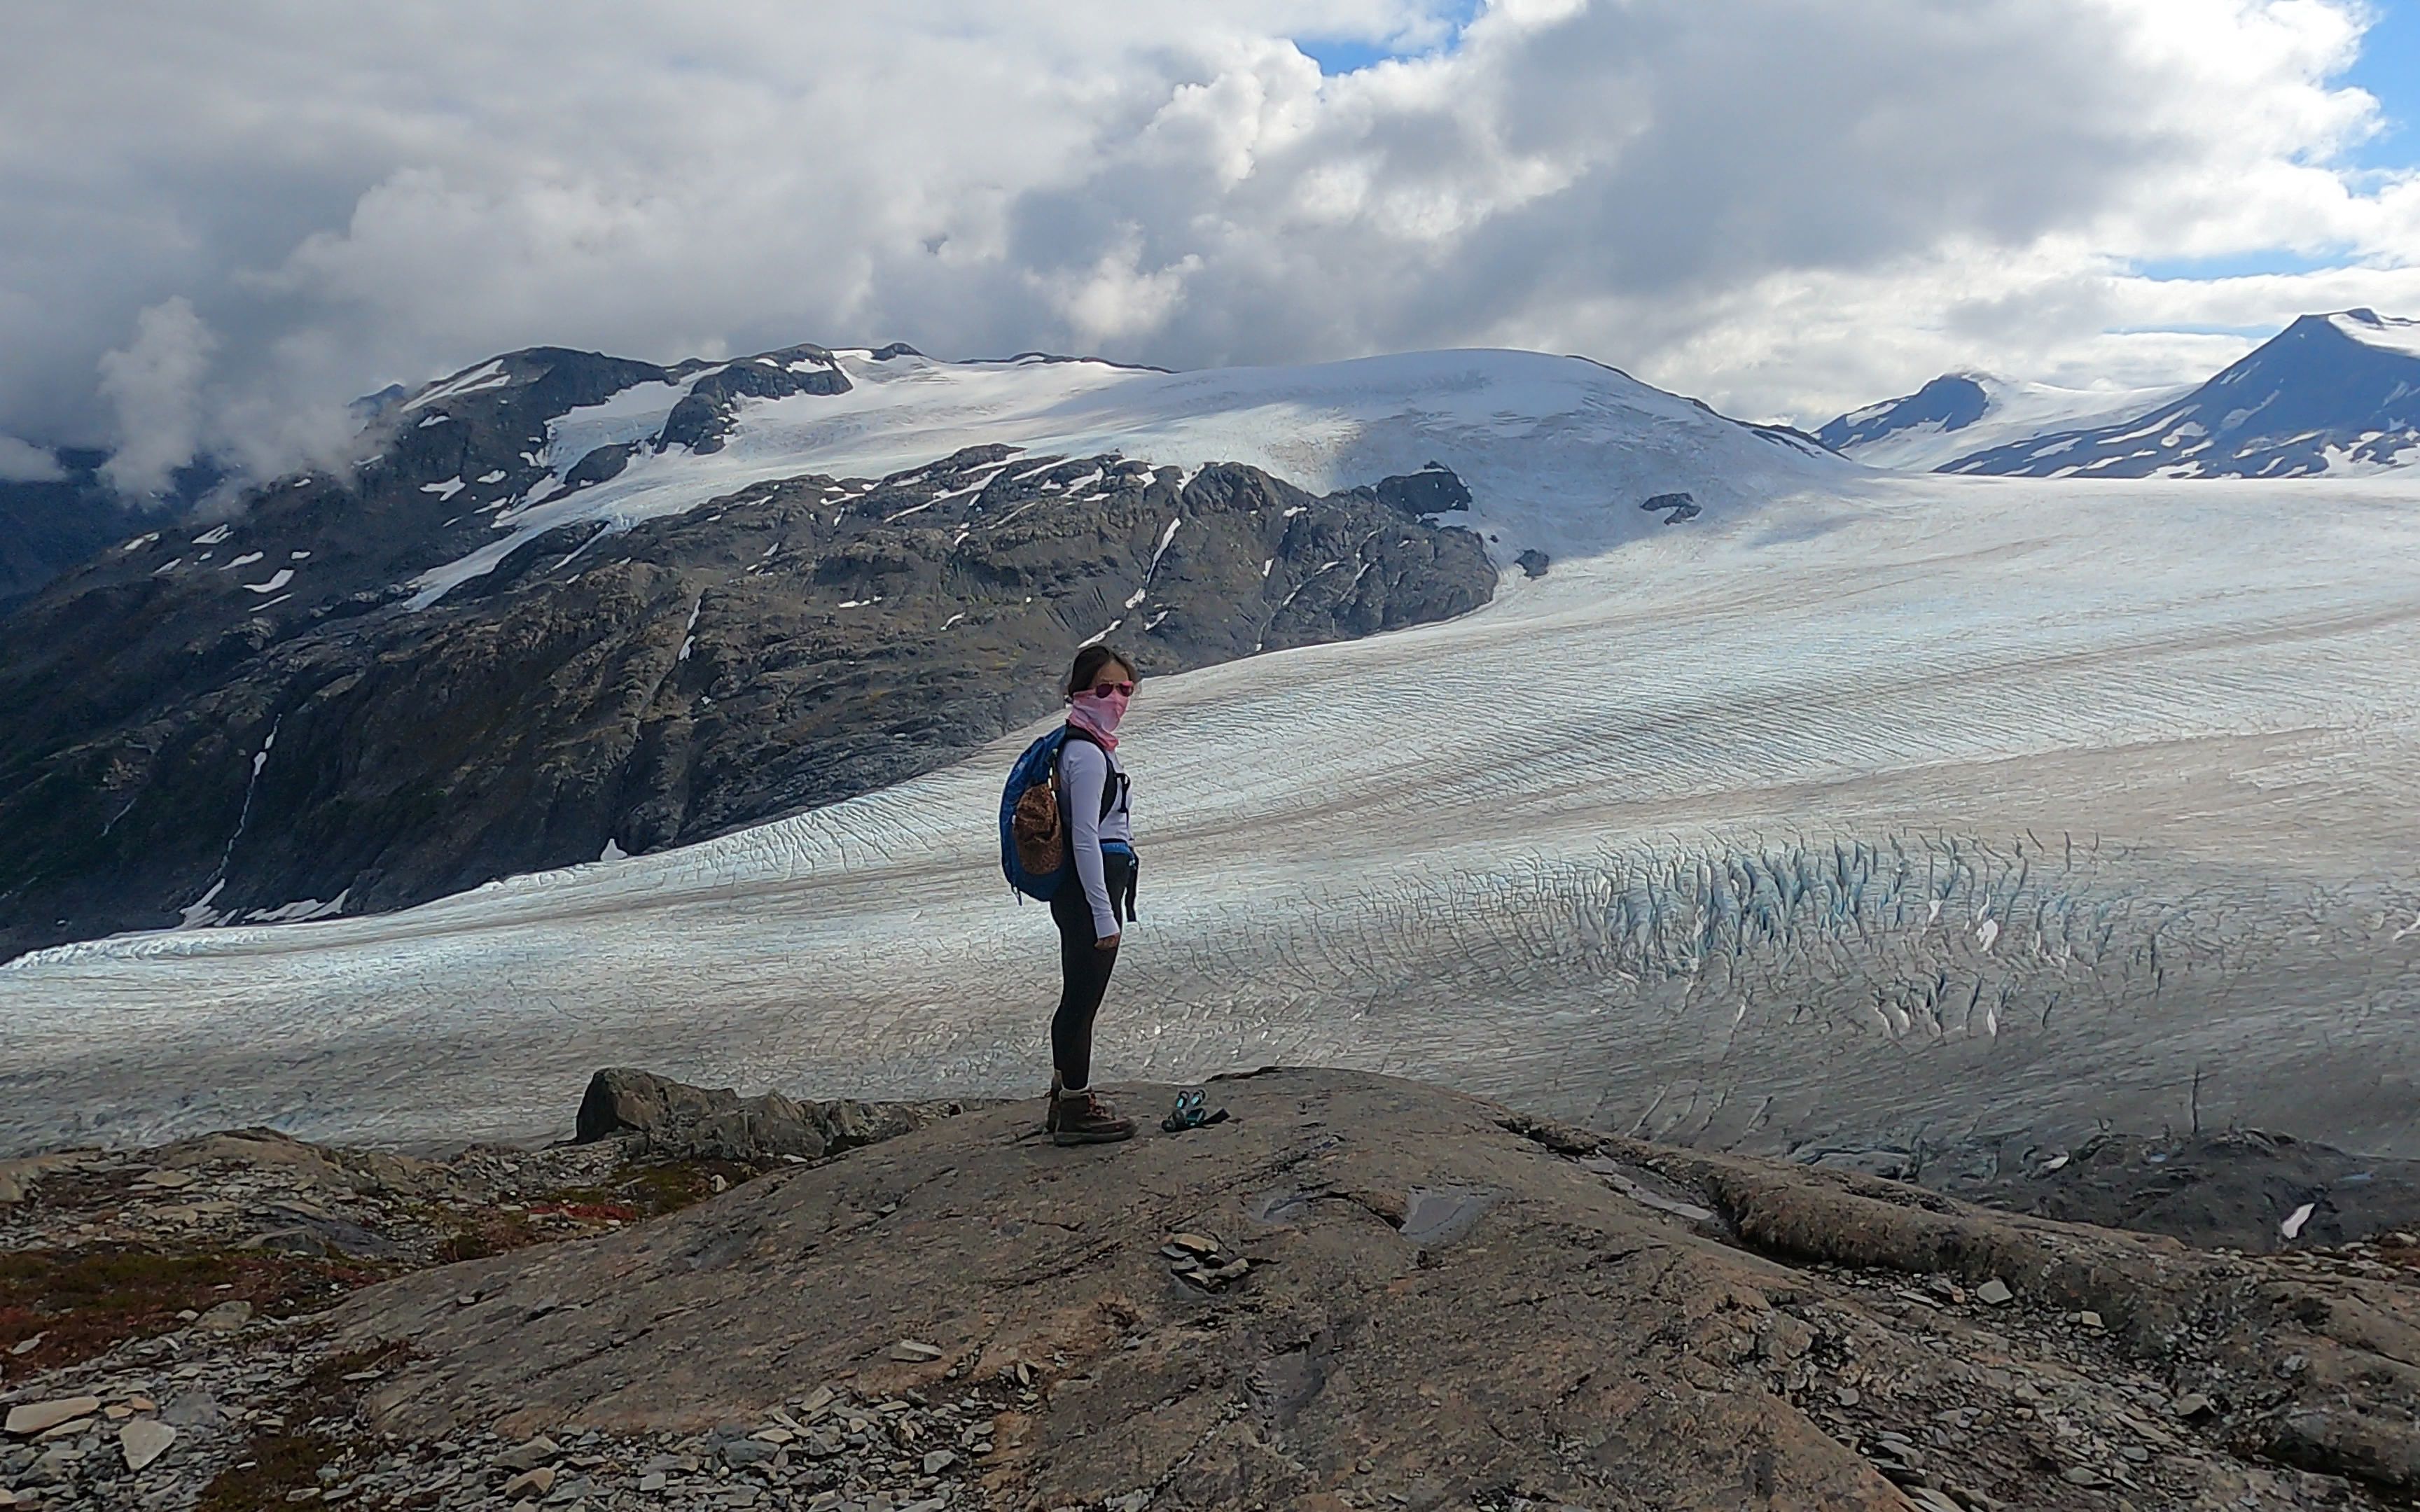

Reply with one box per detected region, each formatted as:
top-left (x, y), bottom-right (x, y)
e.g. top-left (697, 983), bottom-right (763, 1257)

top-left (331, 1069), bottom-right (2420, 1508)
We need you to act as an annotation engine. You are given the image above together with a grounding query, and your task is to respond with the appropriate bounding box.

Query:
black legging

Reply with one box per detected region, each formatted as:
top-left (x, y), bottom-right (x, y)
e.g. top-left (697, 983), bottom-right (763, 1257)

top-left (1050, 848), bottom-right (1136, 1090)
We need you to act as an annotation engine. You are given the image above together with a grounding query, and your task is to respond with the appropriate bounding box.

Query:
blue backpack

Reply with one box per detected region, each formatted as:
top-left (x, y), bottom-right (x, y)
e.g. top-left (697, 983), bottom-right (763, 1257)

top-left (1000, 726), bottom-right (1118, 899)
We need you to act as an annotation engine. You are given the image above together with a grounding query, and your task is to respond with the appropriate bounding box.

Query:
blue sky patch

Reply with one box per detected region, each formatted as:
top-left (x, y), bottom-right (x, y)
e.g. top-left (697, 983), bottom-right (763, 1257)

top-left (2130, 248), bottom-right (2356, 281)
top-left (2340, 0), bottom-right (2419, 173)
top-left (1295, 0), bottom-right (1482, 76)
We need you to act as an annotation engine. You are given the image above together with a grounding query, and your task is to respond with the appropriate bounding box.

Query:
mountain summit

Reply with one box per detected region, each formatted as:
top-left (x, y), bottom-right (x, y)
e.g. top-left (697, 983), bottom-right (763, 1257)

top-left (1814, 372), bottom-right (2191, 472)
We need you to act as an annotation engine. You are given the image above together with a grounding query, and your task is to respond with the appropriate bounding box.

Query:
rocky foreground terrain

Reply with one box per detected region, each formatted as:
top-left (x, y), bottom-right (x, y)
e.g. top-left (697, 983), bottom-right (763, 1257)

top-left (4, 1068), bottom-right (2419, 1511)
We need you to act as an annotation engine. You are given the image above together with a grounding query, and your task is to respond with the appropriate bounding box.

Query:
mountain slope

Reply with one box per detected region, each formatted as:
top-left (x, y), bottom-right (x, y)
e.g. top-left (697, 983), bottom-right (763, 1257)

top-left (1939, 310), bottom-right (2420, 478)
top-left (0, 450), bottom-right (185, 608)
top-left (1816, 372), bottom-right (2189, 472)
top-left (0, 341), bottom-right (1828, 957)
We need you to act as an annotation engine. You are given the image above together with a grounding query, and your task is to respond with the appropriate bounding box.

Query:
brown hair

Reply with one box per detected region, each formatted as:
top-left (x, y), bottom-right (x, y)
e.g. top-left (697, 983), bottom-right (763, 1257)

top-left (1066, 643), bottom-right (1136, 699)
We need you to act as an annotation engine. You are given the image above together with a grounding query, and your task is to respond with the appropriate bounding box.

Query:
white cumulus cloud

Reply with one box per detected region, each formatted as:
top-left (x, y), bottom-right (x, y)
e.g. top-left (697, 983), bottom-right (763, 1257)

top-left (0, 0), bottom-right (2413, 494)
top-left (97, 297), bottom-right (216, 499)
top-left (0, 435), bottom-right (64, 482)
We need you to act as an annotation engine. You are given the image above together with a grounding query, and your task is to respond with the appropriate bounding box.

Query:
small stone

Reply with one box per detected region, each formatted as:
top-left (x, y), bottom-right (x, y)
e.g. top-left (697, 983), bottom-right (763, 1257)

top-left (751, 1427), bottom-right (794, 1445)
top-left (455, 1294), bottom-right (479, 1308)
top-left (501, 1466), bottom-right (555, 1498)
top-left (2061, 1466), bottom-right (2109, 1486)
top-left (124, 1396), bottom-right (155, 1412)
top-left (2076, 1310), bottom-right (2103, 1330)
top-left (120, 1419), bottom-right (176, 1471)
top-left (922, 1450), bottom-right (956, 1474)
top-left (6, 1398), bottom-right (101, 1436)
top-left (7, 1334), bottom-right (42, 1357)
top-left (1835, 1388), bottom-right (1861, 1407)
top-left (159, 1392), bottom-right (222, 1429)
top-left (195, 1300), bottom-right (253, 1333)
top-left (639, 1472), bottom-right (667, 1492)
top-left (889, 1340), bottom-right (944, 1362)
top-left (1165, 1232), bottom-right (1220, 1256)
top-left (2169, 1393), bottom-right (2213, 1420)
top-left (1905, 1490), bottom-right (1963, 1512)
top-left (493, 1435), bottom-right (559, 1473)
top-left (1975, 1279), bottom-right (2014, 1306)
top-left (105, 1404), bottom-right (133, 1420)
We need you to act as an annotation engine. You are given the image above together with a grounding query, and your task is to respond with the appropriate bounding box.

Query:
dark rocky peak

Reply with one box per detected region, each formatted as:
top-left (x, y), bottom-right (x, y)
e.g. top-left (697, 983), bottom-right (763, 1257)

top-left (1815, 374), bottom-right (1990, 453)
top-left (395, 346), bottom-right (670, 423)
top-left (657, 346), bottom-right (851, 455)
top-left (1330, 459), bottom-right (1473, 517)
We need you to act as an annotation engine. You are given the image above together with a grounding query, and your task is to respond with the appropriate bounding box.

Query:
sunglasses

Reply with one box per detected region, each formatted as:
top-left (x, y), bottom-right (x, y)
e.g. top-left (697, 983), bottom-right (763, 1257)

top-left (1086, 681), bottom-right (1136, 698)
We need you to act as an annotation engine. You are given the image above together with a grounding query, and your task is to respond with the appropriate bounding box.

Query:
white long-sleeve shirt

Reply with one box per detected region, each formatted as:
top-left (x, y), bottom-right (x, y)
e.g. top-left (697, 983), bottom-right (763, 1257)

top-left (1059, 736), bottom-right (1133, 937)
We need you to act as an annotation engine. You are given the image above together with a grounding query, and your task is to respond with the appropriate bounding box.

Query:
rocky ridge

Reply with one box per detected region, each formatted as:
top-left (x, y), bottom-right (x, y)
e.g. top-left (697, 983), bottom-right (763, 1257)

top-left (9, 1069), bottom-right (2414, 1511)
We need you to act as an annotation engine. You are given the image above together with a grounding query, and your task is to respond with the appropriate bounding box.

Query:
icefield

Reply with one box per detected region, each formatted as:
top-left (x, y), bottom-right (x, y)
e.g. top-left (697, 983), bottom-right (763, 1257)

top-left (8, 463), bottom-right (2420, 1160)
top-left (408, 346), bottom-right (1823, 606)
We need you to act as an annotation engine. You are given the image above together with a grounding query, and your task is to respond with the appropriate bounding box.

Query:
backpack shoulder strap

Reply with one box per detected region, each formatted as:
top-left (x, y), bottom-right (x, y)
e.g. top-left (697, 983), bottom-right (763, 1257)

top-left (1059, 725), bottom-right (1125, 822)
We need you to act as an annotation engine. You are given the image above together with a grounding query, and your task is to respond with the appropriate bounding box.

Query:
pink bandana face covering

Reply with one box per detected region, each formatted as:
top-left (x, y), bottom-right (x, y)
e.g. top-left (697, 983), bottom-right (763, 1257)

top-left (1066, 687), bottom-right (1129, 746)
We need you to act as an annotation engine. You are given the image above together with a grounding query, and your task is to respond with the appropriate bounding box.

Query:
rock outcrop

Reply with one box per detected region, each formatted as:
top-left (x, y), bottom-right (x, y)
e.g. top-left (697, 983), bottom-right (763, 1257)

top-left (573, 1068), bottom-right (957, 1163)
top-left (326, 1069), bottom-right (2420, 1510)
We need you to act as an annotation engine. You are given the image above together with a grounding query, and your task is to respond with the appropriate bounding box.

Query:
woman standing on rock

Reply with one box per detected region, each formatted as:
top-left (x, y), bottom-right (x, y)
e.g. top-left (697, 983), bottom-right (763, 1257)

top-left (1043, 644), bottom-right (1141, 1145)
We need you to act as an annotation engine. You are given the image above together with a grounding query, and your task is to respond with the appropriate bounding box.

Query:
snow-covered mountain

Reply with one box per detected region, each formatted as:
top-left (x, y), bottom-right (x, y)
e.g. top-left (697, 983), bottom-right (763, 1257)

top-left (1824, 310), bottom-right (2420, 479)
top-left (0, 341), bottom-right (1837, 958)
top-left (1938, 310), bottom-right (2420, 479)
top-left (1814, 372), bottom-right (2190, 472)
top-left (404, 342), bottom-right (1837, 608)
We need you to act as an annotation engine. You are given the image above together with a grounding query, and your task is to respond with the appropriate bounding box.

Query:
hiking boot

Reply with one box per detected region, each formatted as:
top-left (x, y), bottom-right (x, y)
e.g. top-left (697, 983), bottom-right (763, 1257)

top-left (1043, 1070), bottom-right (1064, 1135)
top-left (1051, 1088), bottom-right (1136, 1146)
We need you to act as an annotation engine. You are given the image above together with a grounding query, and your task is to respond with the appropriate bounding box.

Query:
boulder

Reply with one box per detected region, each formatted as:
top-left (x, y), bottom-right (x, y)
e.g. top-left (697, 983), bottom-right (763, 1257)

top-left (571, 1068), bottom-right (935, 1163)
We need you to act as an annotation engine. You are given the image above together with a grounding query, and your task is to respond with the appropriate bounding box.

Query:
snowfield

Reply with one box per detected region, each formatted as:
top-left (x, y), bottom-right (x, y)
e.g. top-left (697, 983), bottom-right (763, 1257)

top-left (6, 372), bottom-right (2420, 1162)
top-left (408, 346), bottom-right (1828, 607)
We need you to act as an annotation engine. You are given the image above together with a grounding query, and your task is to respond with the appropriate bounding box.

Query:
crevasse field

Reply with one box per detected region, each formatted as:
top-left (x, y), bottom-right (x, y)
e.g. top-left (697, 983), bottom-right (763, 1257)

top-left (6, 349), bottom-right (2419, 1158)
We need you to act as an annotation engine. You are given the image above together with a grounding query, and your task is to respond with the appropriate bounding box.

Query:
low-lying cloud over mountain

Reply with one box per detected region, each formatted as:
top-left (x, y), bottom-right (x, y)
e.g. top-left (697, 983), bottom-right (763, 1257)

top-left (4, 0), bottom-right (2418, 503)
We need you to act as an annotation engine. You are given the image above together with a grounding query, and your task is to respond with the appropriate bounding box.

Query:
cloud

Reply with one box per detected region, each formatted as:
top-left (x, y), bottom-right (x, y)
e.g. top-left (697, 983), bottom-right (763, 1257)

top-left (96, 297), bottom-right (216, 498)
top-left (1, 0), bottom-right (2416, 483)
top-left (0, 435), bottom-right (64, 482)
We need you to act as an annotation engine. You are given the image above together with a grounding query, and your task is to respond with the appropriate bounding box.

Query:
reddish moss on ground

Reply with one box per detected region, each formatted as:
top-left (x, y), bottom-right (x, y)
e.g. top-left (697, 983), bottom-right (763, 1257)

top-left (0, 1245), bottom-right (384, 1382)
top-left (193, 1340), bottom-right (411, 1512)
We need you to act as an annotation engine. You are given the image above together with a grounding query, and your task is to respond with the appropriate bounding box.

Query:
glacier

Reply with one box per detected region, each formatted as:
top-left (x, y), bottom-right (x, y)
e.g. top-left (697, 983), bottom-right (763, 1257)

top-left (5, 366), bottom-right (2420, 1163)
